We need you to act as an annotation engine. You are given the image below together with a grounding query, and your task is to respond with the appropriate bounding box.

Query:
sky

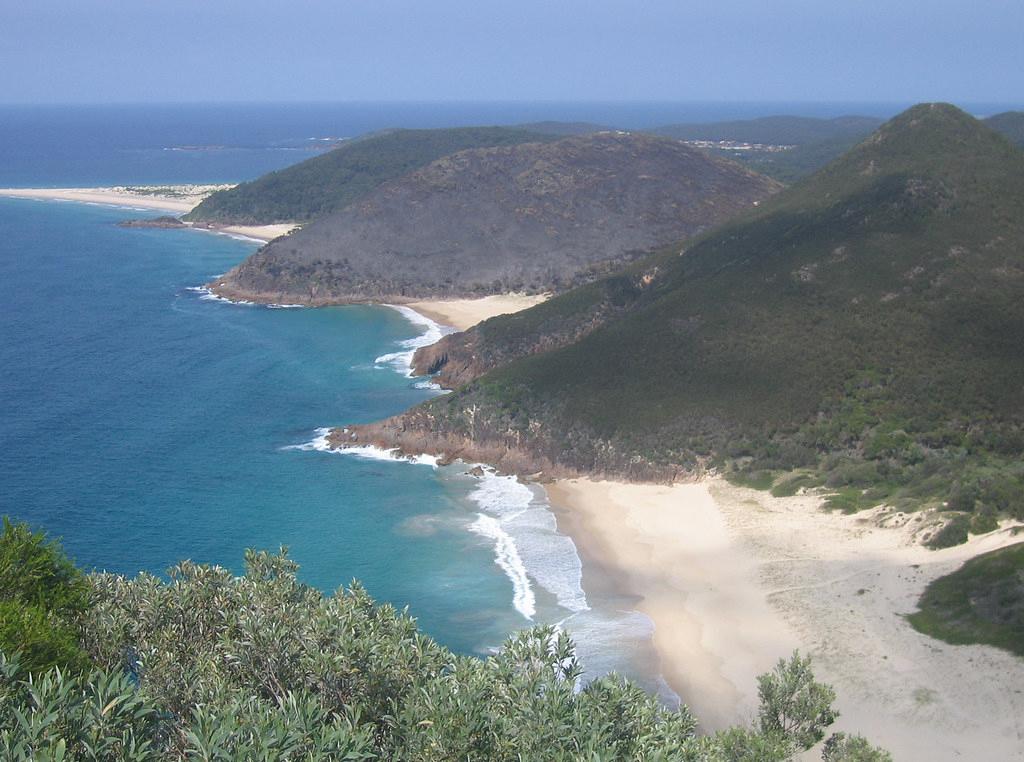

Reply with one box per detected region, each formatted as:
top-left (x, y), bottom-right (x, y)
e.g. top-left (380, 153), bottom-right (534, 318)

top-left (1, 0), bottom-right (1021, 105)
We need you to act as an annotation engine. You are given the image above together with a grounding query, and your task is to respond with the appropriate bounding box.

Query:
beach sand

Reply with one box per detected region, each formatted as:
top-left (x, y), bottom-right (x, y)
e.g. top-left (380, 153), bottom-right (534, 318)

top-left (0, 186), bottom-right (295, 242)
top-left (545, 477), bottom-right (1024, 760)
top-left (196, 222), bottom-right (297, 242)
top-left (405, 293), bottom-right (549, 331)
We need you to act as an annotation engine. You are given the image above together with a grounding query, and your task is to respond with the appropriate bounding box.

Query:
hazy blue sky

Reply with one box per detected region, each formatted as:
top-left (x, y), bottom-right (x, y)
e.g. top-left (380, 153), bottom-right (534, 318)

top-left (1, 0), bottom-right (1021, 104)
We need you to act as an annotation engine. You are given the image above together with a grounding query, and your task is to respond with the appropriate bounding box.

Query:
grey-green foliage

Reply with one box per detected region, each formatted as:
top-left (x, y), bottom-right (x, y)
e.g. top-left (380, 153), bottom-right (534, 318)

top-left (0, 652), bottom-right (160, 761)
top-left (757, 651), bottom-right (837, 750)
top-left (821, 732), bottom-right (894, 762)
top-left (2, 546), bottom-right (886, 760)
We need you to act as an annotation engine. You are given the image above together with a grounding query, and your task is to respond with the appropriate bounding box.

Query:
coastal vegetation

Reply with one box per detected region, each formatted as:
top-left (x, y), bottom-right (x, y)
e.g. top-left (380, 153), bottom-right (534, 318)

top-left (0, 518), bottom-right (92, 676)
top-left (366, 104), bottom-right (1024, 539)
top-left (185, 127), bottom-right (555, 225)
top-left (210, 132), bottom-right (780, 304)
top-left (908, 541), bottom-right (1024, 656)
top-left (0, 518), bottom-right (889, 760)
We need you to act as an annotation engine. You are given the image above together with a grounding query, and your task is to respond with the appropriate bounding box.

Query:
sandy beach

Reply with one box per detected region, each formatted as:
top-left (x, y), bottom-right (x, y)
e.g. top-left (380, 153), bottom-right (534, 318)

top-left (0, 186), bottom-right (295, 242)
top-left (405, 293), bottom-right (549, 331)
top-left (545, 477), bottom-right (1024, 760)
top-left (195, 222), bottom-right (297, 242)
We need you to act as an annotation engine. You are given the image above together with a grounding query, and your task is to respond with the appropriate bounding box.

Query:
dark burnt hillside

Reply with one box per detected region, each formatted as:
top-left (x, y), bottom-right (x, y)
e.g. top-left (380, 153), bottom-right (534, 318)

top-left (210, 132), bottom-right (780, 304)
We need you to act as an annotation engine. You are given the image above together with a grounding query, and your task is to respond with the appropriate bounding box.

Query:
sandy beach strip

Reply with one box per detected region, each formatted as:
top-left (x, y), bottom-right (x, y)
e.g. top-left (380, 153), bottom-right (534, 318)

top-left (0, 186), bottom-right (211, 213)
top-left (545, 476), bottom-right (1024, 760)
top-left (0, 186), bottom-right (295, 242)
top-left (190, 222), bottom-right (297, 243)
top-left (405, 293), bottom-right (549, 331)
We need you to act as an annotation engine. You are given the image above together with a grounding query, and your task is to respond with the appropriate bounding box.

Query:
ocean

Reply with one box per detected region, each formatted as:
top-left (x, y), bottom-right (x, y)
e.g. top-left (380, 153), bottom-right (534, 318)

top-left (5, 100), bottom-right (1015, 698)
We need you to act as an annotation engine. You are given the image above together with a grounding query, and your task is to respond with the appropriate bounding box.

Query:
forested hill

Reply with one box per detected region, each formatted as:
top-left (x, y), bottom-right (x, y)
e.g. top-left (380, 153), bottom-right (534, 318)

top-left (985, 111), bottom-right (1024, 147)
top-left (353, 104), bottom-right (1024, 526)
top-left (209, 132), bottom-right (781, 304)
top-left (657, 111), bottom-right (1024, 183)
top-left (185, 113), bottom-right (1024, 229)
top-left (185, 126), bottom-right (555, 225)
top-left (654, 115), bottom-right (884, 146)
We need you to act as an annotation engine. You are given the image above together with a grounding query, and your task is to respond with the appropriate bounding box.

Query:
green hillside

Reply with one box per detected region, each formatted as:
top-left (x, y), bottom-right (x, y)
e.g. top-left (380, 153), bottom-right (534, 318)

top-left (393, 104), bottom-right (1024, 521)
top-left (655, 115), bottom-right (883, 146)
top-left (985, 111), bottom-right (1024, 147)
top-left (655, 111), bottom-right (1024, 183)
top-left (185, 126), bottom-right (554, 225)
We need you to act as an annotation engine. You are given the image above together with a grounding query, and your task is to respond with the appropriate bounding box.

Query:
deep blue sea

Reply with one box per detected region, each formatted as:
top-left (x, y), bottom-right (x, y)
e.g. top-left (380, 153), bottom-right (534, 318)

top-left (2, 101), bottom-right (1018, 696)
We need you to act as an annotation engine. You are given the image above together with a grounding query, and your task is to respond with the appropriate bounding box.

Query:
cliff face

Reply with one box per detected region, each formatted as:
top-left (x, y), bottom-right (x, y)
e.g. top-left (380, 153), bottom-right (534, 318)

top-left (210, 132), bottom-right (781, 304)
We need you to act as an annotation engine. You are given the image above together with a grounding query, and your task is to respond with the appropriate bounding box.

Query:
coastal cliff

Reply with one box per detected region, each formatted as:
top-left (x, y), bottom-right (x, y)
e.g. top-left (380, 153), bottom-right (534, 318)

top-left (209, 132), bottom-right (781, 305)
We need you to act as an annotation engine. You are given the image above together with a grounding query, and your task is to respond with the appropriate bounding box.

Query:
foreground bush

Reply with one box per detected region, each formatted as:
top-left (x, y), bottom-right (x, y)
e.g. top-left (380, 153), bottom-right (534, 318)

top-left (1, 519), bottom-right (888, 760)
top-left (0, 518), bottom-right (91, 674)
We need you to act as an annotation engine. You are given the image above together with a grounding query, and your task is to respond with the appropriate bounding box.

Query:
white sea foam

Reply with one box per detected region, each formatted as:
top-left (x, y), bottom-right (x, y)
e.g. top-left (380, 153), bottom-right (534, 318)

top-left (556, 607), bottom-right (679, 705)
top-left (280, 427), bottom-right (333, 451)
top-left (283, 430), bottom-right (662, 693)
top-left (469, 513), bottom-right (537, 619)
top-left (185, 284), bottom-right (303, 309)
top-left (342, 444), bottom-right (440, 467)
top-left (374, 304), bottom-right (453, 380)
top-left (186, 285), bottom-right (254, 305)
top-left (466, 469), bottom-right (589, 622)
top-left (282, 428), bottom-right (439, 467)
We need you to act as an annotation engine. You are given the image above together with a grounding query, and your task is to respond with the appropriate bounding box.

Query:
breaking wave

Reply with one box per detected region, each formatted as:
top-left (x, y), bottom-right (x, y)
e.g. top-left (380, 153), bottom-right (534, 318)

top-left (467, 468), bottom-right (589, 621)
top-left (374, 305), bottom-right (452, 384)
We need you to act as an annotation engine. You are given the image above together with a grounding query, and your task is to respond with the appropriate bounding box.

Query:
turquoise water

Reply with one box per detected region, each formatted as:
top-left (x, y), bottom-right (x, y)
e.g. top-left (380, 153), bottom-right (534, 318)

top-left (0, 99), bottom-right (718, 692)
top-left (0, 198), bottom-right (669, 695)
top-left (0, 197), bottom-right (530, 653)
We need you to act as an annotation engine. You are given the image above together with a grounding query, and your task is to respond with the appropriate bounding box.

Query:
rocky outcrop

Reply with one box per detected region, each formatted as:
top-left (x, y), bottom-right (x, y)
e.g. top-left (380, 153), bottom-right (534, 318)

top-left (118, 216), bottom-right (185, 228)
top-left (328, 394), bottom-right (704, 485)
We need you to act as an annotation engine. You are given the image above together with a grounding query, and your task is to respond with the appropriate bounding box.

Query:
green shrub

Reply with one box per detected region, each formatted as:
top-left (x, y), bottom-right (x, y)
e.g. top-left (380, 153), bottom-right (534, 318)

top-left (757, 651), bottom-right (837, 751)
top-left (727, 469), bottom-right (777, 491)
top-left (0, 519), bottom-right (891, 760)
top-left (908, 542), bottom-right (1024, 656)
top-left (969, 504), bottom-right (1000, 535)
top-left (0, 518), bottom-right (91, 674)
top-left (822, 732), bottom-right (893, 761)
top-left (771, 473), bottom-right (819, 498)
top-left (927, 515), bottom-right (970, 549)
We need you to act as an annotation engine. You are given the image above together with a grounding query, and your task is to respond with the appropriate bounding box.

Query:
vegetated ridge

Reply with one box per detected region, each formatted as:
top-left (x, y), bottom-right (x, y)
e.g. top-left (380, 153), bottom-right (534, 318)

top-left (983, 111), bottom-right (1024, 147)
top-left (185, 126), bottom-right (557, 225)
top-left (655, 115), bottom-right (885, 146)
top-left (657, 111), bottom-right (1024, 184)
top-left (343, 104), bottom-right (1024, 534)
top-left (210, 132), bottom-right (781, 304)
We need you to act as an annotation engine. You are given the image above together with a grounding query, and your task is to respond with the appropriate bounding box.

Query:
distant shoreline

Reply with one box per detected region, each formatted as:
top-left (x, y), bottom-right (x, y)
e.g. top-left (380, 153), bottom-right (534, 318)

top-left (0, 186), bottom-right (297, 243)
